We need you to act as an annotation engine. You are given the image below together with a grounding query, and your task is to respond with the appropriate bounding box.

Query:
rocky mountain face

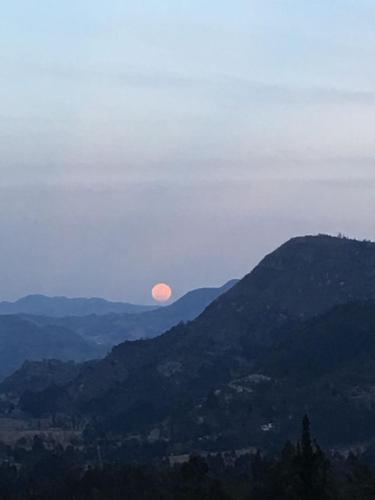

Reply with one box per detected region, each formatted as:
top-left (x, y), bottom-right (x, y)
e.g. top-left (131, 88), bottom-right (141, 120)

top-left (7, 235), bottom-right (375, 453)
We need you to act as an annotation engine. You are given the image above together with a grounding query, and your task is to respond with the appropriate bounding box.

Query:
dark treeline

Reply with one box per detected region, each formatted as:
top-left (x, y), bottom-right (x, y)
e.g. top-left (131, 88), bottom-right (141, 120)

top-left (0, 417), bottom-right (375, 499)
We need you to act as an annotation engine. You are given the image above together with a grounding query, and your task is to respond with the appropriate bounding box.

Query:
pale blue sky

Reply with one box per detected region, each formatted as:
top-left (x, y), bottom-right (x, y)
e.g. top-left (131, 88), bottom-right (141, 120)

top-left (1, 1), bottom-right (375, 302)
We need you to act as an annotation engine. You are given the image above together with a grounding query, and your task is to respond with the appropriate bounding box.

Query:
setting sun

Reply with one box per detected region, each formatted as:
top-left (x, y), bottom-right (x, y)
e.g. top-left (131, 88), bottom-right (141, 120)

top-left (151, 283), bottom-right (172, 303)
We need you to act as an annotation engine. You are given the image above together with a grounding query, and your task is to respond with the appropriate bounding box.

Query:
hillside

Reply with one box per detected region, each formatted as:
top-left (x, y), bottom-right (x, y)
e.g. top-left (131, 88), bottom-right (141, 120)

top-left (11, 235), bottom-right (375, 453)
top-left (0, 359), bottom-right (86, 396)
top-left (0, 316), bottom-right (104, 380)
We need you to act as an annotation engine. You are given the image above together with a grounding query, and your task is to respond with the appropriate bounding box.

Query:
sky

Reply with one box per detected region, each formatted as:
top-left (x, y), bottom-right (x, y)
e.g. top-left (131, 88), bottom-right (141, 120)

top-left (1, 1), bottom-right (375, 303)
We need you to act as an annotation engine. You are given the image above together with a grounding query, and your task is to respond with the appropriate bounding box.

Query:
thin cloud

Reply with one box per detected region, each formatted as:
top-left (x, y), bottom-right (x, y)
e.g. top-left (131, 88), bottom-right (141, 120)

top-left (14, 62), bottom-right (375, 105)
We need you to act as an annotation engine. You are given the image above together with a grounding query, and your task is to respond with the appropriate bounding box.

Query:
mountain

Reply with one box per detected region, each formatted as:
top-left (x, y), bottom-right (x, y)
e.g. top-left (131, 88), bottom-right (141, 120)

top-left (0, 295), bottom-right (157, 317)
top-left (0, 316), bottom-right (104, 380)
top-left (0, 359), bottom-right (86, 397)
top-left (0, 279), bottom-right (237, 390)
top-left (9, 235), bottom-right (375, 453)
top-left (155, 279), bottom-right (239, 319)
top-left (25, 280), bottom-right (239, 347)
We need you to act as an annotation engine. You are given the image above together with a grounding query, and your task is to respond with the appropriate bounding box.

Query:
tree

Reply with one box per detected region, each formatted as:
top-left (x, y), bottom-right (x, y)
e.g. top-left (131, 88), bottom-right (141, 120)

top-left (295, 415), bottom-right (333, 500)
top-left (251, 416), bottom-right (335, 500)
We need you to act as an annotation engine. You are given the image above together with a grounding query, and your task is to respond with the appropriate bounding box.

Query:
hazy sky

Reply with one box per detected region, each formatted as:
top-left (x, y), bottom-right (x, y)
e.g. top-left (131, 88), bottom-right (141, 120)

top-left (1, 1), bottom-right (375, 303)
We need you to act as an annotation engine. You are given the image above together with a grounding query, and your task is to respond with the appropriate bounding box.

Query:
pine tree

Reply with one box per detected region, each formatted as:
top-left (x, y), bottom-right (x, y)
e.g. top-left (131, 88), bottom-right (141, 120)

top-left (295, 415), bottom-right (333, 500)
top-left (301, 415), bottom-right (313, 460)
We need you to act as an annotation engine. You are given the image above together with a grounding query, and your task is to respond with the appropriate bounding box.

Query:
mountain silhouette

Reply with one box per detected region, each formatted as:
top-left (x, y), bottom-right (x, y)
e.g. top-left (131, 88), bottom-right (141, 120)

top-left (0, 295), bottom-right (157, 317)
top-left (24, 280), bottom-right (239, 346)
top-left (9, 235), bottom-right (375, 452)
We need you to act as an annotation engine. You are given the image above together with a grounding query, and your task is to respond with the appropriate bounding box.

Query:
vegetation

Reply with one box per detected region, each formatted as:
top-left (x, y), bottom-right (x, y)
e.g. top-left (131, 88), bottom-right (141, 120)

top-left (0, 417), bottom-right (372, 499)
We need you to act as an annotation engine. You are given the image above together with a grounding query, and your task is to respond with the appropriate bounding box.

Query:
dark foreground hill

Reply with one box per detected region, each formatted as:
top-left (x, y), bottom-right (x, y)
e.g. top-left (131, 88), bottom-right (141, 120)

top-left (0, 295), bottom-right (157, 317)
top-left (8, 235), bottom-right (375, 454)
top-left (26, 280), bottom-right (238, 347)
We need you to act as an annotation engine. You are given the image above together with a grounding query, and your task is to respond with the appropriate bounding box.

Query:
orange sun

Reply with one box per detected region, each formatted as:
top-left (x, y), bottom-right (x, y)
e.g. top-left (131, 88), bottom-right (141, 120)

top-left (152, 283), bottom-right (172, 303)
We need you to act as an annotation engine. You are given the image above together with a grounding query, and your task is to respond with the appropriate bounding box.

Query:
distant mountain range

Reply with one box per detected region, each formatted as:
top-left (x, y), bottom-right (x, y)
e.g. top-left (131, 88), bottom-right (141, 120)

top-left (0, 280), bottom-right (237, 380)
top-left (9, 234), bottom-right (375, 455)
top-left (0, 295), bottom-right (157, 317)
top-left (27, 279), bottom-right (239, 346)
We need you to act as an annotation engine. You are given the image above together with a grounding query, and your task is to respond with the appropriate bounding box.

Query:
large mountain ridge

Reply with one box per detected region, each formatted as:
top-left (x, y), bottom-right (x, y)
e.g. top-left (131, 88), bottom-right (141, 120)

top-left (10, 234), bottom-right (375, 453)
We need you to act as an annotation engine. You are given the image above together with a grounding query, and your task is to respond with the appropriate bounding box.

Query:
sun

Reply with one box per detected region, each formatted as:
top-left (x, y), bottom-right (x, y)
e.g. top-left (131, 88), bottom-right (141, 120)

top-left (152, 283), bottom-right (172, 303)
